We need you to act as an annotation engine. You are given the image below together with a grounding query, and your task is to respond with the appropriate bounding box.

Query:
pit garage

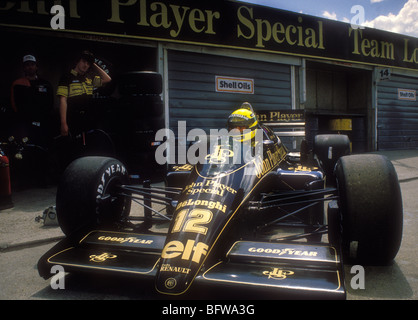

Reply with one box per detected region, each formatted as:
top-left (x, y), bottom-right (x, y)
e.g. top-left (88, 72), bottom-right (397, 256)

top-left (1, 0), bottom-right (418, 178)
top-left (304, 61), bottom-right (372, 153)
top-left (165, 48), bottom-right (297, 153)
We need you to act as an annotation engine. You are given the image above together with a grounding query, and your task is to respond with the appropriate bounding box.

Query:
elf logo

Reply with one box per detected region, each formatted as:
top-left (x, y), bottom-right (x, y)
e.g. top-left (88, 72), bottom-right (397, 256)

top-left (161, 240), bottom-right (209, 264)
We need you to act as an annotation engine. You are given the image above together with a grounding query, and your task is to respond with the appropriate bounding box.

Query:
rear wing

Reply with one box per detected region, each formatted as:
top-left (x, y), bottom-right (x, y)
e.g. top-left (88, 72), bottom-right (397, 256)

top-left (256, 110), bottom-right (305, 151)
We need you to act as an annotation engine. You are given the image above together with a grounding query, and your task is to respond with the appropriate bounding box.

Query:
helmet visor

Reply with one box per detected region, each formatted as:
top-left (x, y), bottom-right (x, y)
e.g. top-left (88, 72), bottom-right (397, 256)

top-left (228, 116), bottom-right (252, 132)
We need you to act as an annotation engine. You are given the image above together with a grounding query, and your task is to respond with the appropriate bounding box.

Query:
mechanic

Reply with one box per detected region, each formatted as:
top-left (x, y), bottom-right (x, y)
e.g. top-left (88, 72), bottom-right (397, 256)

top-left (56, 50), bottom-right (111, 171)
top-left (57, 50), bottom-right (111, 137)
top-left (10, 54), bottom-right (54, 147)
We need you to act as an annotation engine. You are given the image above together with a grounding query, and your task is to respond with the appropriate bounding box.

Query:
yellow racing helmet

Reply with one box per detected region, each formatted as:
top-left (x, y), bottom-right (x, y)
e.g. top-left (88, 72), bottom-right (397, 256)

top-left (227, 102), bottom-right (259, 142)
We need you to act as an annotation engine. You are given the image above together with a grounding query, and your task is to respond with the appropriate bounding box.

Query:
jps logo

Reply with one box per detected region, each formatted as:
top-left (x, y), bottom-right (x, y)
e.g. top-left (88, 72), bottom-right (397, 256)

top-left (205, 145), bottom-right (234, 164)
top-left (89, 252), bottom-right (117, 263)
top-left (263, 268), bottom-right (295, 280)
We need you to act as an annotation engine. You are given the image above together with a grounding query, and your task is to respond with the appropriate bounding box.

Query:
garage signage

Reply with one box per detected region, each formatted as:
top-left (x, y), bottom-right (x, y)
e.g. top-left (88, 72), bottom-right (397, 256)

top-left (215, 76), bottom-right (254, 94)
top-left (256, 110), bottom-right (305, 123)
top-left (398, 88), bottom-right (416, 101)
top-left (2, 0), bottom-right (418, 69)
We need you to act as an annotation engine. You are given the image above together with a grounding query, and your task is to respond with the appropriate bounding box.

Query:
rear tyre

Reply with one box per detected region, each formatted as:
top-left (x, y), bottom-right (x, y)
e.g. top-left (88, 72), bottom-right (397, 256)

top-left (314, 134), bottom-right (351, 182)
top-left (335, 154), bottom-right (403, 264)
top-left (56, 156), bottom-right (131, 236)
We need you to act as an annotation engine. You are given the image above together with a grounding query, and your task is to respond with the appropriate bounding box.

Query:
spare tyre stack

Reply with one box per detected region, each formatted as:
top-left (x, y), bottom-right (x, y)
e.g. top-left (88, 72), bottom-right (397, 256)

top-left (115, 71), bottom-right (165, 180)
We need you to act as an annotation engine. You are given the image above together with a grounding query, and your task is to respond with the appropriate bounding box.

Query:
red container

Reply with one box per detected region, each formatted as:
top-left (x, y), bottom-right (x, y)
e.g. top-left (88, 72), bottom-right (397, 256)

top-left (0, 154), bottom-right (13, 210)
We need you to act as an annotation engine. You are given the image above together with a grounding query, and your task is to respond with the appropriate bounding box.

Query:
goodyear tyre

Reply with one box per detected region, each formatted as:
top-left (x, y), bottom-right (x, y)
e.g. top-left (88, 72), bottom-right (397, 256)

top-left (56, 156), bottom-right (131, 236)
top-left (314, 134), bottom-right (351, 182)
top-left (335, 154), bottom-right (403, 264)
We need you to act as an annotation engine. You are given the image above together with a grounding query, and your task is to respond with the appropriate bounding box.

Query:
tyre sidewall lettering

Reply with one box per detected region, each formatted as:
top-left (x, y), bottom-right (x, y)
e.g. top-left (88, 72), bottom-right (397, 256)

top-left (96, 162), bottom-right (127, 198)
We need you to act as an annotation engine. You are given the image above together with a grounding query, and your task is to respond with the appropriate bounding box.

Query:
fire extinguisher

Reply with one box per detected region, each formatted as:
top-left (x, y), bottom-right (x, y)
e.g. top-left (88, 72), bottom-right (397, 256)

top-left (0, 148), bottom-right (13, 210)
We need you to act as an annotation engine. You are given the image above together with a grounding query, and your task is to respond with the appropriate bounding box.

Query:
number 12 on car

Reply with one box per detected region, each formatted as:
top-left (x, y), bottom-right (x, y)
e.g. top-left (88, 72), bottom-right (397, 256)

top-left (171, 209), bottom-right (213, 235)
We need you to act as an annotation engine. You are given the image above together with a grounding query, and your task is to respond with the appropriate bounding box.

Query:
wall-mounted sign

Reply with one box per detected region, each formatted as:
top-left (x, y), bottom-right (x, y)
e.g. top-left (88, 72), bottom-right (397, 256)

top-left (2, 1), bottom-right (418, 70)
top-left (377, 68), bottom-right (391, 81)
top-left (398, 88), bottom-right (416, 101)
top-left (256, 110), bottom-right (305, 123)
top-left (215, 76), bottom-right (254, 94)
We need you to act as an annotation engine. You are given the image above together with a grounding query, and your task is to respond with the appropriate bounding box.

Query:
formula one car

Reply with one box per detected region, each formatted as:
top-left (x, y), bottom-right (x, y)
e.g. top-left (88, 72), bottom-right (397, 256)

top-left (38, 106), bottom-right (403, 300)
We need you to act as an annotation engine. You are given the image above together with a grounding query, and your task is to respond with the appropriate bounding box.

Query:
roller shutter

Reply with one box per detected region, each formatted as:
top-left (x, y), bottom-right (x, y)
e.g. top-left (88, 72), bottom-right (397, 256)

top-left (377, 74), bottom-right (418, 150)
top-left (167, 50), bottom-right (292, 135)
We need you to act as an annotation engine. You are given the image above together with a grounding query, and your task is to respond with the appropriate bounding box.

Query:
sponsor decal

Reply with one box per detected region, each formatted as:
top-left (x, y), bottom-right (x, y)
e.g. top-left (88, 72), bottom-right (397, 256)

top-left (205, 145), bottom-right (235, 164)
top-left (89, 252), bottom-right (117, 263)
top-left (263, 268), bottom-right (295, 280)
top-left (164, 278), bottom-right (177, 290)
top-left (252, 146), bottom-right (286, 178)
top-left (160, 263), bottom-right (191, 275)
top-left (184, 180), bottom-right (238, 198)
top-left (176, 198), bottom-right (227, 214)
top-left (96, 163), bottom-right (127, 197)
top-left (97, 235), bottom-right (154, 245)
top-left (248, 247), bottom-right (318, 257)
top-left (161, 239), bottom-right (208, 264)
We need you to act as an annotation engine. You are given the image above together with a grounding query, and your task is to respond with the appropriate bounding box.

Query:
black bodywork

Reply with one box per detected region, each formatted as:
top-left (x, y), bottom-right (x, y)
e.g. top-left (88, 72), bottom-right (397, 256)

top-left (38, 123), bottom-right (354, 299)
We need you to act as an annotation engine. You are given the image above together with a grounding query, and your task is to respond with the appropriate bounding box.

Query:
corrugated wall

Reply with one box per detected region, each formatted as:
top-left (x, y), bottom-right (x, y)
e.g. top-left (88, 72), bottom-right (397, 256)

top-left (167, 50), bottom-right (292, 134)
top-left (377, 74), bottom-right (418, 150)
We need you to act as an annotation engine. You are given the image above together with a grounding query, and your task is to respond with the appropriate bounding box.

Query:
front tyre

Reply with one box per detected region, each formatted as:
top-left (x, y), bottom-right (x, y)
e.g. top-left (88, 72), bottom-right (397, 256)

top-left (56, 156), bottom-right (131, 236)
top-left (335, 154), bottom-right (403, 264)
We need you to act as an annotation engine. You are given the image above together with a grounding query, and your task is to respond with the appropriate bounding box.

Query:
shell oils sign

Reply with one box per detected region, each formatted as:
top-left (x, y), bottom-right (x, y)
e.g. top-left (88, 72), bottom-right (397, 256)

top-left (215, 76), bottom-right (254, 94)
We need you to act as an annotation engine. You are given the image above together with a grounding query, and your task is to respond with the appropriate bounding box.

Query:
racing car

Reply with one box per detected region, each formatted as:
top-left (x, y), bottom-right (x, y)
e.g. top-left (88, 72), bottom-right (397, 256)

top-left (38, 103), bottom-right (403, 299)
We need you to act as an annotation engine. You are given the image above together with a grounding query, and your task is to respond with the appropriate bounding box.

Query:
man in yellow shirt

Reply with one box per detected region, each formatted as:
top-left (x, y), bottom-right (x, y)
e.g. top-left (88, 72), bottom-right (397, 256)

top-left (57, 50), bottom-right (111, 137)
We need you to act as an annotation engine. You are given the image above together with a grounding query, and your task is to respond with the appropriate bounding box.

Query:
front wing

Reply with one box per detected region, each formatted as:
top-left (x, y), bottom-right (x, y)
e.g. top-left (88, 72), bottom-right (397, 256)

top-left (38, 229), bottom-right (345, 299)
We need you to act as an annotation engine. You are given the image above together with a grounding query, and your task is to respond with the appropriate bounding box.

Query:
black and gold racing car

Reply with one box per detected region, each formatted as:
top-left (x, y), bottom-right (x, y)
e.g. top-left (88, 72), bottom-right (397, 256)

top-left (38, 109), bottom-right (402, 300)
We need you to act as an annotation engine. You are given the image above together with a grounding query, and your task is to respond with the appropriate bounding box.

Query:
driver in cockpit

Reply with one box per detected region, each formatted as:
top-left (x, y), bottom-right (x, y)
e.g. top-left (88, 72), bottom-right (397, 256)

top-left (227, 102), bottom-right (259, 143)
top-left (227, 102), bottom-right (280, 145)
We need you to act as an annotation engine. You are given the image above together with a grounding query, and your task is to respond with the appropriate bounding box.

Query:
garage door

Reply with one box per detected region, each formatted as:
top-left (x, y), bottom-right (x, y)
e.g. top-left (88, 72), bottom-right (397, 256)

top-left (377, 74), bottom-right (418, 150)
top-left (167, 50), bottom-right (292, 135)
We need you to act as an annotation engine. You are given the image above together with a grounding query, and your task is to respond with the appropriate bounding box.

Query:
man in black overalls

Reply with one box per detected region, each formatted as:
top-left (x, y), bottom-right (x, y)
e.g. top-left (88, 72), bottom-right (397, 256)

top-left (10, 55), bottom-right (54, 188)
top-left (11, 54), bottom-right (54, 147)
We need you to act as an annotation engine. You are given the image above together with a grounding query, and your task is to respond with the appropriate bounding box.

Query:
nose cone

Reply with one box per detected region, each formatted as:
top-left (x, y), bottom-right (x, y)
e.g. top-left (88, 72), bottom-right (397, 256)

top-left (156, 238), bottom-right (209, 295)
top-left (155, 182), bottom-right (237, 295)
